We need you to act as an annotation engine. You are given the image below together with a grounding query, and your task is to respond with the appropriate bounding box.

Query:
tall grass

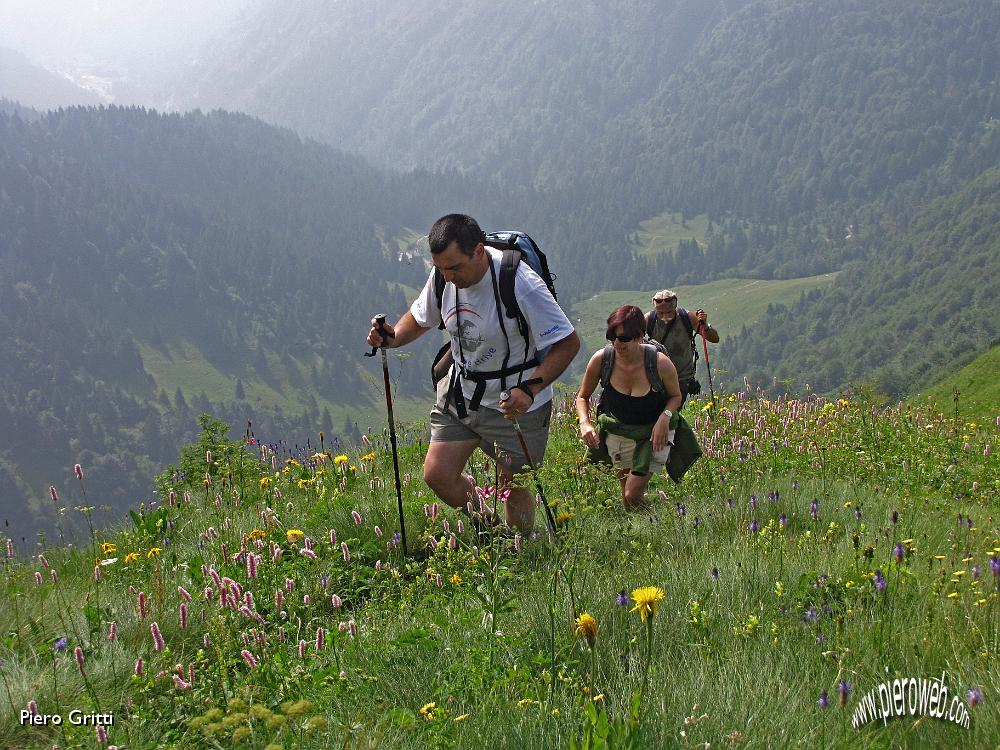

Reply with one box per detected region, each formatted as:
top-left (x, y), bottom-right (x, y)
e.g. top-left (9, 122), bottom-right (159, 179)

top-left (1, 389), bottom-right (996, 749)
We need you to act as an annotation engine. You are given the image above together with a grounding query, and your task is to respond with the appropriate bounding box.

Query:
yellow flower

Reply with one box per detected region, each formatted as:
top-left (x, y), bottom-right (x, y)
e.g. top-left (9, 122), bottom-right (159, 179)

top-left (100, 542), bottom-right (117, 554)
top-left (419, 702), bottom-right (436, 720)
top-left (453, 714), bottom-right (469, 722)
top-left (574, 612), bottom-right (597, 647)
top-left (630, 586), bottom-right (666, 622)
top-left (702, 401), bottom-right (714, 412)
top-left (361, 451), bottom-right (376, 462)
top-left (244, 529), bottom-right (266, 542)
top-left (286, 459), bottom-right (301, 468)
top-left (124, 552), bottom-right (139, 564)
top-left (516, 699), bottom-right (535, 708)
top-left (146, 547), bottom-right (162, 558)
top-left (450, 573), bottom-right (462, 585)
top-left (555, 511), bottom-right (574, 526)
top-left (333, 455), bottom-right (349, 466)
top-left (286, 529), bottom-right (305, 544)
top-left (947, 592), bottom-right (960, 599)
top-left (259, 477), bottom-right (272, 489)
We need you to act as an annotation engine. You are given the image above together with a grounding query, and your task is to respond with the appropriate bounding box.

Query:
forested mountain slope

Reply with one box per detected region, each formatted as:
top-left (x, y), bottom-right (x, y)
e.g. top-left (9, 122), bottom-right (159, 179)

top-left (0, 105), bottom-right (451, 535)
top-left (172, 0), bottom-right (752, 186)
top-left (722, 166), bottom-right (1000, 396)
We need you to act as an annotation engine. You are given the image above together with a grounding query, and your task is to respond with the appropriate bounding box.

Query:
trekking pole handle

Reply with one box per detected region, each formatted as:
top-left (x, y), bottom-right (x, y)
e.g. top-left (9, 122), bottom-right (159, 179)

top-left (365, 314), bottom-right (392, 357)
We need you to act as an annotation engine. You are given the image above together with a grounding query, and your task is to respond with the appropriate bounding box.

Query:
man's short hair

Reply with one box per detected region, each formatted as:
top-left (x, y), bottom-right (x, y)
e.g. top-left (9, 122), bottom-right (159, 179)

top-left (606, 305), bottom-right (646, 340)
top-left (428, 214), bottom-right (485, 256)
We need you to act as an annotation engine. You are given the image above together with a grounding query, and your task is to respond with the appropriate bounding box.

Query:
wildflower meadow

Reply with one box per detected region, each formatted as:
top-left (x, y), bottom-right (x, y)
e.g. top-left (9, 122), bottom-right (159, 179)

top-left (1, 385), bottom-right (997, 749)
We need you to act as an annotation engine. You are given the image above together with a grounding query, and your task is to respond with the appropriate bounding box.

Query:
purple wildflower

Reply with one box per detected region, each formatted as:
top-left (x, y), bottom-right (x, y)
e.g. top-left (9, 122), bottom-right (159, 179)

top-left (803, 607), bottom-right (819, 624)
top-left (966, 687), bottom-right (983, 707)
top-left (817, 691), bottom-right (830, 709)
top-left (750, 495), bottom-right (758, 510)
top-left (809, 499), bottom-right (819, 520)
top-left (53, 636), bottom-right (68, 652)
top-left (693, 516), bottom-right (701, 528)
top-left (873, 570), bottom-right (886, 593)
top-left (749, 519), bottom-right (760, 534)
top-left (838, 680), bottom-right (852, 706)
top-left (894, 542), bottom-right (905, 564)
top-left (675, 502), bottom-right (686, 517)
top-left (615, 591), bottom-right (629, 607)
top-left (891, 510), bottom-right (898, 525)
top-left (989, 556), bottom-right (999, 578)
top-left (854, 507), bottom-right (862, 520)
top-left (711, 567), bottom-right (719, 581)
top-left (779, 513), bottom-right (788, 528)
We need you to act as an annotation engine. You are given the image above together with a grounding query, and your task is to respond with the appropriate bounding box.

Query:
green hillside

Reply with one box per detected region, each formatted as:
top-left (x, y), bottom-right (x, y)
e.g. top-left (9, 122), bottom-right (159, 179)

top-left (571, 274), bottom-right (838, 363)
top-left (914, 345), bottom-right (1000, 420)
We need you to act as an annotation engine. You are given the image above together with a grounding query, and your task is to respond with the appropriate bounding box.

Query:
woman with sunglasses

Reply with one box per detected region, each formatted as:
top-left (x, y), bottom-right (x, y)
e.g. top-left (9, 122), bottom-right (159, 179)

top-left (576, 305), bottom-right (683, 511)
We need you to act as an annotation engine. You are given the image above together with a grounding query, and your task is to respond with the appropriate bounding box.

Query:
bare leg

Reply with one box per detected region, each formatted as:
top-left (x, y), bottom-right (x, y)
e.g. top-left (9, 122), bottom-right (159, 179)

top-left (498, 470), bottom-right (536, 533)
top-left (423, 440), bottom-right (479, 509)
top-left (622, 472), bottom-right (653, 512)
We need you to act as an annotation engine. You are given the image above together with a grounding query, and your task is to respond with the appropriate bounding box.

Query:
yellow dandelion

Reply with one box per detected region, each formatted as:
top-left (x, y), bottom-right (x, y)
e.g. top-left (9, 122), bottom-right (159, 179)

top-left (286, 529), bottom-right (305, 544)
top-left (555, 511), bottom-right (574, 526)
top-left (702, 401), bottom-right (714, 412)
top-left (333, 455), bottom-right (349, 466)
top-left (286, 459), bottom-right (301, 468)
top-left (450, 573), bottom-right (462, 585)
top-left (630, 586), bottom-right (666, 622)
top-left (361, 451), bottom-right (376, 462)
top-left (419, 702), bottom-right (436, 720)
top-left (574, 612), bottom-right (597, 647)
top-left (244, 529), bottom-right (266, 542)
top-left (100, 542), bottom-right (117, 554)
top-left (259, 477), bottom-right (272, 489)
top-left (124, 552), bottom-right (139, 564)
top-left (146, 547), bottom-right (162, 558)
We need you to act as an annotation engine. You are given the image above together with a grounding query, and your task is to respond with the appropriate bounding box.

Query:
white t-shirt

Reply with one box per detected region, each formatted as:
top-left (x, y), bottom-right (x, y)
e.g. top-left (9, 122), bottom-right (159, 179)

top-left (410, 247), bottom-right (574, 411)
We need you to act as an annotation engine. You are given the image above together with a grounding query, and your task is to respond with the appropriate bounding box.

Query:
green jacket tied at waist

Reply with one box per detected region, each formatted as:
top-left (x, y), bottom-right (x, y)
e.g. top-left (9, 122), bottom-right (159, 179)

top-left (586, 411), bottom-right (702, 481)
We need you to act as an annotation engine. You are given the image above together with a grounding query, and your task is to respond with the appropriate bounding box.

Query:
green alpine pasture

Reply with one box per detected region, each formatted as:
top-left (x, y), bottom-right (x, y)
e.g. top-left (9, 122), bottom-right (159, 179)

top-left (571, 274), bottom-right (839, 362)
top-left (2, 386), bottom-right (997, 749)
top-left (629, 211), bottom-right (711, 258)
top-left (914, 345), bottom-right (1000, 422)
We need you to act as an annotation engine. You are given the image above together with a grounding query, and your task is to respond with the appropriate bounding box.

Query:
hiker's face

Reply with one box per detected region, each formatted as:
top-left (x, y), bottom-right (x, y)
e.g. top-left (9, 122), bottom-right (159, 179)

top-left (434, 242), bottom-right (487, 289)
top-left (654, 297), bottom-right (677, 318)
top-left (610, 326), bottom-right (638, 354)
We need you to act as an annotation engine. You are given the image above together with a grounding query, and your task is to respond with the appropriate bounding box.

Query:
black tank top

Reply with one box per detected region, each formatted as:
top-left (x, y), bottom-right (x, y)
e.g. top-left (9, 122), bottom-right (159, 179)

top-left (600, 382), bottom-right (668, 426)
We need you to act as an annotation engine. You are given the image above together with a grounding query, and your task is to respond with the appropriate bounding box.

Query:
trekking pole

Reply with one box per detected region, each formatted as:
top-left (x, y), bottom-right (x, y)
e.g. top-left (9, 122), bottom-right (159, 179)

top-left (365, 315), bottom-right (408, 556)
top-left (500, 390), bottom-right (560, 542)
top-left (697, 321), bottom-right (718, 412)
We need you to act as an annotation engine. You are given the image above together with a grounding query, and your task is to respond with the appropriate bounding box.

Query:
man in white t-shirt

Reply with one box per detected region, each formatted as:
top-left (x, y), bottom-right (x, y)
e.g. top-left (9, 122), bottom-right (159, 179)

top-left (366, 214), bottom-right (580, 532)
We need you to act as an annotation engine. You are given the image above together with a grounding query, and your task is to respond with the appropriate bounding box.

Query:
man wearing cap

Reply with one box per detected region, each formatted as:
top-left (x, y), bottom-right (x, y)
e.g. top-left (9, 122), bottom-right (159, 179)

top-left (645, 290), bottom-right (719, 407)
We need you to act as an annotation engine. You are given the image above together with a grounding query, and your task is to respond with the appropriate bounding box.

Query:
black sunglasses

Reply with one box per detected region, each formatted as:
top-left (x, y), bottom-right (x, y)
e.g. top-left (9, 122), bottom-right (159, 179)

top-left (606, 333), bottom-right (636, 343)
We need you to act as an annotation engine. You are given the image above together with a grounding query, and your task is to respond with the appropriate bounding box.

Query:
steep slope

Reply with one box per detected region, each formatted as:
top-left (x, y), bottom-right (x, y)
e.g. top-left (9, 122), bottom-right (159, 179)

top-left (721, 167), bottom-right (1000, 397)
top-left (0, 105), bottom-right (450, 535)
top-left (0, 47), bottom-right (103, 108)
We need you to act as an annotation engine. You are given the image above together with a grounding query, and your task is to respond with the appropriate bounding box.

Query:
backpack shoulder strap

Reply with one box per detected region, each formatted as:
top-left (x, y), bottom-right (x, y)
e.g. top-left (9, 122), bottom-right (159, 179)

top-left (678, 307), bottom-right (698, 360)
top-left (645, 310), bottom-right (657, 338)
top-left (642, 344), bottom-right (665, 393)
top-left (498, 247), bottom-right (521, 317)
top-left (433, 268), bottom-right (446, 331)
top-left (600, 344), bottom-right (615, 388)
top-left (677, 308), bottom-right (694, 339)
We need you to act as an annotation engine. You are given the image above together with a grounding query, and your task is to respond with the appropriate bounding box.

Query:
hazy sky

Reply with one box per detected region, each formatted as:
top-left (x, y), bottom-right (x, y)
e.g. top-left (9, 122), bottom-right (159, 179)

top-left (0, 0), bottom-right (255, 71)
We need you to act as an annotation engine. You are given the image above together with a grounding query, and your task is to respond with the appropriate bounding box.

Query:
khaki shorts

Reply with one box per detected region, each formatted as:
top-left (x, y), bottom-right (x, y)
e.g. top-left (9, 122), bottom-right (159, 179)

top-left (605, 431), bottom-right (673, 475)
top-left (430, 396), bottom-right (552, 474)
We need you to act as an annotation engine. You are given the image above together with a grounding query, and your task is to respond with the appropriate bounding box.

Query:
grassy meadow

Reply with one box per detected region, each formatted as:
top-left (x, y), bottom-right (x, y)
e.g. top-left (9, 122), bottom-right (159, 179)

top-left (1, 383), bottom-right (997, 749)
top-left (915, 345), bottom-right (1000, 423)
top-left (571, 274), bottom-right (839, 366)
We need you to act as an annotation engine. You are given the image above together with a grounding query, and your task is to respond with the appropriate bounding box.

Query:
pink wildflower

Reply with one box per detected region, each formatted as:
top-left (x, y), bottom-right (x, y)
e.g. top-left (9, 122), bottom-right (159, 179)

top-left (298, 640), bottom-right (306, 659)
top-left (172, 675), bottom-right (191, 690)
top-left (74, 464), bottom-right (84, 481)
top-left (341, 542), bottom-right (350, 562)
top-left (49, 486), bottom-right (58, 503)
top-left (179, 603), bottom-right (188, 629)
top-left (315, 627), bottom-right (325, 651)
top-left (331, 594), bottom-right (342, 608)
top-left (74, 646), bottom-right (86, 675)
top-left (96, 725), bottom-right (108, 744)
top-left (299, 547), bottom-right (317, 561)
top-left (108, 621), bottom-right (117, 641)
top-left (178, 586), bottom-right (192, 602)
top-left (134, 657), bottom-right (144, 676)
top-left (150, 622), bottom-right (165, 652)
top-left (352, 510), bottom-right (362, 525)
top-left (240, 650), bottom-right (258, 668)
